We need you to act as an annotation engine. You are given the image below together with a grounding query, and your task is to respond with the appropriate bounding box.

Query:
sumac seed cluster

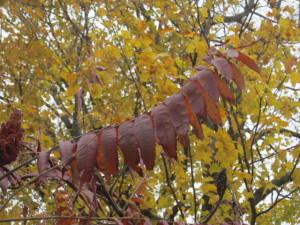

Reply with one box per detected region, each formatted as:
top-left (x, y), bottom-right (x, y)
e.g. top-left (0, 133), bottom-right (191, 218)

top-left (0, 110), bottom-right (24, 167)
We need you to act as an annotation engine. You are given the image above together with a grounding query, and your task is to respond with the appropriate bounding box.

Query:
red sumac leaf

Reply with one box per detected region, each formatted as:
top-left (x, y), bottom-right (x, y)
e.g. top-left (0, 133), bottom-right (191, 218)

top-left (182, 79), bottom-right (206, 120)
top-left (226, 49), bottom-right (260, 74)
top-left (151, 104), bottom-right (177, 159)
top-left (99, 126), bottom-right (119, 176)
top-left (202, 55), bottom-right (214, 64)
top-left (197, 69), bottom-right (220, 101)
top-left (138, 219), bottom-right (152, 225)
top-left (182, 95), bottom-right (204, 140)
top-left (58, 140), bottom-right (77, 167)
top-left (77, 132), bottom-right (98, 184)
top-left (165, 92), bottom-right (190, 147)
top-left (37, 150), bottom-right (56, 183)
top-left (0, 168), bottom-right (8, 194)
top-left (192, 78), bottom-right (222, 125)
top-left (157, 221), bottom-right (169, 225)
top-left (118, 120), bottom-right (142, 174)
top-left (211, 58), bottom-right (233, 80)
top-left (230, 63), bottom-right (245, 89)
top-left (209, 47), bottom-right (225, 57)
top-left (134, 113), bottom-right (156, 170)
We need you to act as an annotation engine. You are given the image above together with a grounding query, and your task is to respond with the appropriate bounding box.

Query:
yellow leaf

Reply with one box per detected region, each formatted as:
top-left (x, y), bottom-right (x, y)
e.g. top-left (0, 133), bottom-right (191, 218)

top-left (67, 73), bottom-right (77, 84)
top-left (88, 83), bottom-right (102, 98)
top-left (200, 7), bottom-right (208, 18)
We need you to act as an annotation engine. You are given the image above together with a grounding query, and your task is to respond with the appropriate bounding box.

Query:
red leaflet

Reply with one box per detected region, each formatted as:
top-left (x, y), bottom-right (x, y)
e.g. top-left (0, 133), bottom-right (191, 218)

top-left (77, 132), bottom-right (98, 184)
top-left (0, 168), bottom-right (8, 194)
top-left (58, 140), bottom-right (77, 167)
top-left (197, 70), bottom-right (220, 101)
top-left (118, 120), bottom-right (142, 174)
top-left (192, 78), bottom-right (222, 125)
top-left (151, 104), bottom-right (177, 159)
top-left (157, 221), bottom-right (169, 225)
top-left (134, 113), bottom-right (156, 170)
top-left (37, 150), bottom-right (56, 183)
top-left (202, 55), bottom-right (214, 64)
top-left (182, 79), bottom-right (207, 120)
top-left (182, 95), bottom-right (204, 140)
top-left (226, 49), bottom-right (260, 74)
top-left (211, 58), bottom-right (233, 80)
top-left (99, 126), bottom-right (119, 176)
top-left (211, 72), bottom-right (235, 103)
top-left (230, 62), bottom-right (245, 89)
top-left (165, 92), bottom-right (190, 147)
top-left (209, 47), bottom-right (225, 57)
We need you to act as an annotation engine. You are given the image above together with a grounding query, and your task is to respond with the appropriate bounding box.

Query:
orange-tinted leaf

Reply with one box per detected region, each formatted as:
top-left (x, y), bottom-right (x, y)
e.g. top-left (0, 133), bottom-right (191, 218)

top-left (58, 140), bottom-right (77, 167)
top-left (182, 78), bottom-right (207, 120)
top-left (229, 63), bottom-right (245, 89)
top-left (192, 78), bottom-right (222, 125)
top-left (211, 71), bottom-right (235, 103)
top-left (118, 120), bottom-right (142, 174)
top-left (226, 50), bottom-right (260, 74)
top-left (99, 126), bottom-right (119, 176)
top-left (151, 104), bottom-right (177, 159)
top-left (77, 132), bottom-right (98, 183)
top-left (182, 95), bottom-right (204, 140)
top-left (211, 58), bottom-right (233, 80)
top-left (165, 92), bottom-right (190, 147)
top-left (197, 69), bottom-right (219, 101)
top-left (134, 113), bottom-right (156, 170)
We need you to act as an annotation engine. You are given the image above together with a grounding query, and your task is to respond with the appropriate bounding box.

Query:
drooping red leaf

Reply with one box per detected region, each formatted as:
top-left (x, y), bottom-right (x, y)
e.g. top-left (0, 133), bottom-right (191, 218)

top-left (211, 58), bottom-right (233, 80)
top-left (209, 47), bottom-right (225, 57)
top-left (98, 126), bottom-right (119, 176)
top-left (134, 113), bottom-right (156, 170)
top-left (2, 165), bottom-right (21, 185)
top-left (165, 92), bottom-right (190, 147)
top-left (0, 168), bottom-right (8, 194)
top-left (157, 220), bottom-right (169, 225)
top-left (211, 71), bottom-right (235, 103)
top-left (137, 219), bottom-right (152, 225)
top-left (202, 55), bottom-right (214, 64)
top-left (58, 140), bottom-right (77, 167)
top-left (109, 217), bottom-right (123, 225)
top-left (229, 62), bottom-right (245, 89)
top-left (182, 95), bottom-right (204, 140)
top-left (182, 79), bottom-right (207, 120)
top-left (151, 104), bottom-right (177, 159)
top-left (192, 78), bottom-right (222, 125)
top-left (77, 132), bottom-right (98, 183)
top-left (118, 120), bottom-right (142, 174)
top-left (197, 69), bottom-right (220, 101)
top-left (37, 150), bottom-right (56, 183)
top-left (226, 49), bottom-right (260, 74)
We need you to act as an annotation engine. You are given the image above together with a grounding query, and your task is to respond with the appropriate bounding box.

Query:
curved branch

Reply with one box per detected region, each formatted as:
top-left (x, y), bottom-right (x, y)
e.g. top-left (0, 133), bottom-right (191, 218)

top-left (224, 0), bottom-right (256, 23)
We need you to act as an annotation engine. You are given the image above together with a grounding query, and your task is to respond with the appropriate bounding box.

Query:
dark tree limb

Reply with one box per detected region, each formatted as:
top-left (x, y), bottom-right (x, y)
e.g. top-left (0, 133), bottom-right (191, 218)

top-left (224, 0), bottom-right (256, 23)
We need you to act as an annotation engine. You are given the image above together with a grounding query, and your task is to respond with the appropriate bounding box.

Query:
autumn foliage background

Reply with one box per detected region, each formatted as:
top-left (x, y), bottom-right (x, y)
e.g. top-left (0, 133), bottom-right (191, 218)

top-left (0, 0), bottom-right (299, 225)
